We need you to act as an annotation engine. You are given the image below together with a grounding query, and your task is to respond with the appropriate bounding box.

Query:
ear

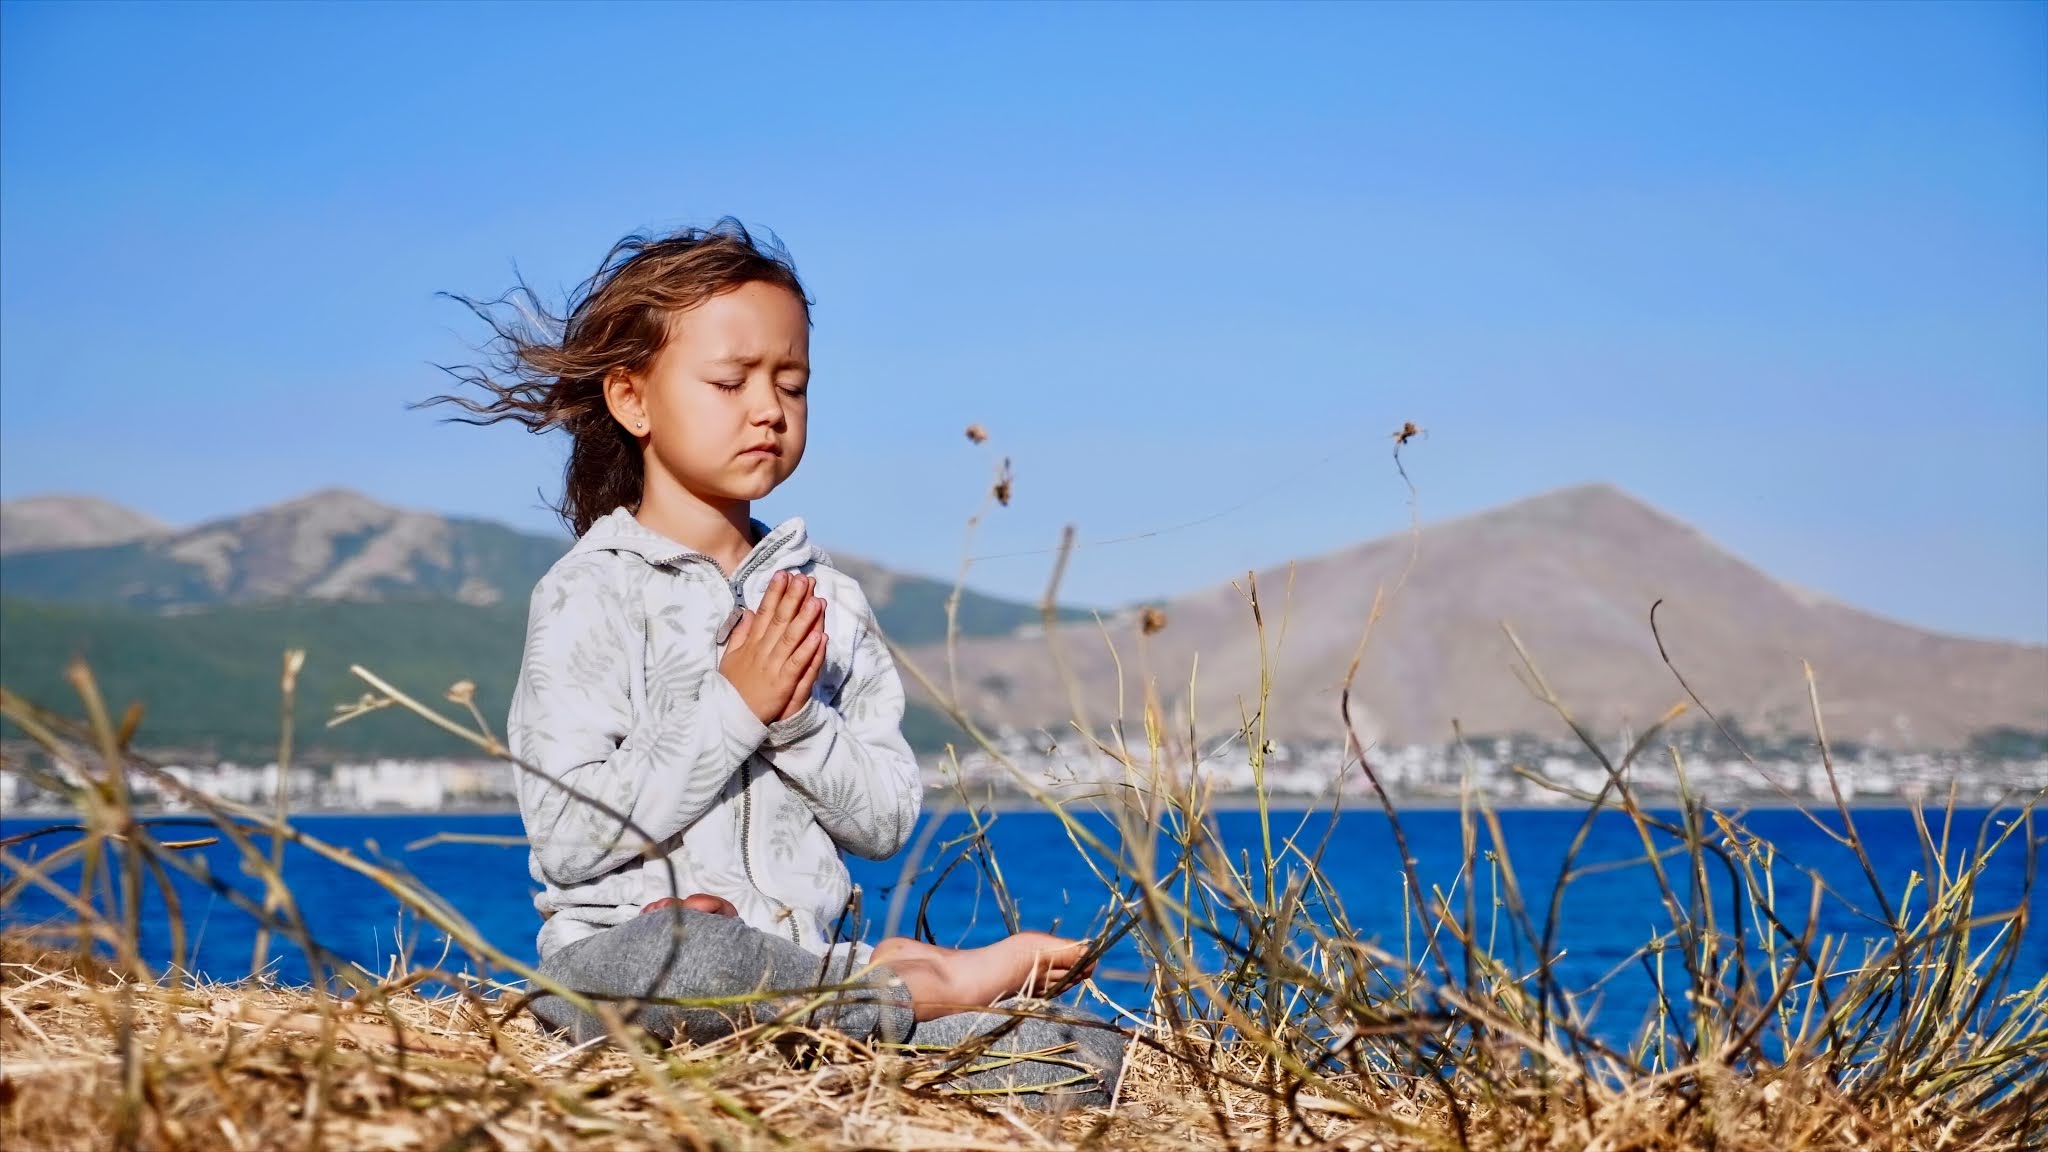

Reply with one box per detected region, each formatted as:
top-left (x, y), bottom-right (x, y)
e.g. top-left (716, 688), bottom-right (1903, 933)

top-left (603, 368), bottom-right (649, 437)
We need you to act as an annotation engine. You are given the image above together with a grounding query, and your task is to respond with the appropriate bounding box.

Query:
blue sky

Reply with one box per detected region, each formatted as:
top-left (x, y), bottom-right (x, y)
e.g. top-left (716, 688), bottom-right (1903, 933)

top-left (2, 2), bottom-right (2044, 641)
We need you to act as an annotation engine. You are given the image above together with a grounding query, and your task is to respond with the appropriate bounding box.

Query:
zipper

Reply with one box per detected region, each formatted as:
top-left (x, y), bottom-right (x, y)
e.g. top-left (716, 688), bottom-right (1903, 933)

top-left (737, 761), bottom-right (803, 947)
top-left (698, 522), bottom-right (807, 950)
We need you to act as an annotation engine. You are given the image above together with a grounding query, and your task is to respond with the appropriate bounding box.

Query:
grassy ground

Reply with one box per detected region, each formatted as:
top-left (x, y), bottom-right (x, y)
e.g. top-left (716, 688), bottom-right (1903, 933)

top-left (3, 566), bottom-right (2043, 1149)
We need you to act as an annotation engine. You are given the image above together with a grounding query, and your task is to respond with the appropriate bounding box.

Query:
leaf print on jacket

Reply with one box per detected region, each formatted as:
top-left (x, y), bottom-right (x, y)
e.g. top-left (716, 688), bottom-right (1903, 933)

top-left (511, 555), bottom-right (767, 886)
top-left (759, 607), bottom-right (922, 862)
top-left (509, 508), bottom-right (922, 959)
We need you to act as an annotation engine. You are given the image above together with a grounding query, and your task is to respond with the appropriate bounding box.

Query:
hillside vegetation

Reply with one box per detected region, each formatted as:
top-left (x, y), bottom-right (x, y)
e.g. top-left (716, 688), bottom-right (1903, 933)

top-left (0, 597), bottom-right (967, 759)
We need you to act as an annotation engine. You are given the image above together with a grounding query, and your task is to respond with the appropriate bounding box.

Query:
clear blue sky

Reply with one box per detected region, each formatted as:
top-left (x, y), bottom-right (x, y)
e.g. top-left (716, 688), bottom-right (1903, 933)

top-left (3, 2), bottom-right (2043, 641)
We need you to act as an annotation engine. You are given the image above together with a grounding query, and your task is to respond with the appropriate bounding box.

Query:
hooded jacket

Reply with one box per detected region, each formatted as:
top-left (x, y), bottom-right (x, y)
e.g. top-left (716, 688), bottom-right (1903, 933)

top-left (507, 507), bottom-right (922, 958)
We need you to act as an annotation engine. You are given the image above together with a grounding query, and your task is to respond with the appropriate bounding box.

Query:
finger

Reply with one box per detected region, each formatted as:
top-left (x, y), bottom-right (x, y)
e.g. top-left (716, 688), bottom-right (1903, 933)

top-left (790, 591), bottom-right (825, 637)
top-left (788, 635), bottom-right (825, 706)
top-left (756, 571), bottom-right (789, 628)
top-left (726, 609), bottom-right (754, 650)
top-left (784, 627), bottom-right (824, 675)
top-left (772, 594), bottom-right (825, 661)
top-left (771, 571), bottom-right (802, 627)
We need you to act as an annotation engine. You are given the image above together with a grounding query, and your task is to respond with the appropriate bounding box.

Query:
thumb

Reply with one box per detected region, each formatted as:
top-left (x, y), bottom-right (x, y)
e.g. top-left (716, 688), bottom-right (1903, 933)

top-left (727, 609), bottom-right (755, 648)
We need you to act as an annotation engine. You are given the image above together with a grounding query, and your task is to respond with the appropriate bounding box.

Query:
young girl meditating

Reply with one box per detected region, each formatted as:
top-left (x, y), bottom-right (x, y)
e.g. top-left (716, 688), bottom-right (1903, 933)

top-left (438, 221), bottom-right (1122, 1101)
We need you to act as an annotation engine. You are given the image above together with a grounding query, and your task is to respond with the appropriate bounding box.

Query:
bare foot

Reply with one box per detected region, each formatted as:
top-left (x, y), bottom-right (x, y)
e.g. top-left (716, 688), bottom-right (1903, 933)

top-left (872, 931), bottom-right (1092, 1019)
top-left (641, 894), bottom-right (738, 917)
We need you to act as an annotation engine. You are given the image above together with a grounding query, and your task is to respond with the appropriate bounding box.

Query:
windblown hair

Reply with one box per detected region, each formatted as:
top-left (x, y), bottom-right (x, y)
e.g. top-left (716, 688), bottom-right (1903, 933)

top-left (425, 219), bottom-right (810, 536)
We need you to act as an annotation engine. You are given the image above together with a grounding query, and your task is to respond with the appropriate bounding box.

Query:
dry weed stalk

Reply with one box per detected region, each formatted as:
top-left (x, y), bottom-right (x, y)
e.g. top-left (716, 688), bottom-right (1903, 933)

top-left (886, 429), bottom-right (2045, 1150)
top-left (4, 432), bottom-right (2044, 1150)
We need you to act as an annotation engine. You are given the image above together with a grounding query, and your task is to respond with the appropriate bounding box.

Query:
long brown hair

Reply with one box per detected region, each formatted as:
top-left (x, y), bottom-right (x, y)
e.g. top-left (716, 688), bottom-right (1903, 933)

top-left (425, 219), bottom-right (810, 536)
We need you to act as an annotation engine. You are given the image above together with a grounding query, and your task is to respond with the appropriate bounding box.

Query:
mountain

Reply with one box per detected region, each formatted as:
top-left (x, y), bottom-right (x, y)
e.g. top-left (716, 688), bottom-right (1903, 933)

top-left (0, 495), bottom-right (168, 555)
top-left (0, 490), bottom-right (1078, 757)
top-left (0, 489), bottom-right (1080, 642)
top-left (12, 484), bottom-right (2039, 756)
top-left (824, 555), bottom-right (1082, 646)
top-left (0, 489), bottom-right (563, 609)
top-left (0, 597), bottom-right (530, 760)
top-left (909, 484), bottom-right (2048, 751)
top-left (0, 598), bottom-right (966, 761)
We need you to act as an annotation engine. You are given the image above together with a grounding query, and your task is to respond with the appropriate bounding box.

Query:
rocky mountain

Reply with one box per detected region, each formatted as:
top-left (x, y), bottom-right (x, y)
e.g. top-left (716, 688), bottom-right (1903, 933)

top-left (0, 490), bottom-right (1079, 757)
top-left (0, 495), bottom-right (169, 555)
top-left (0, 490), bottom-right (1079, 641)
top-left (910, 484), bottom-right (2048, 751)
top-left (0, 597), bottom-right (967, 760)
top-left (7, 485), bottom-right (2041, 755)
top-left (0, 489), bottom-right (563, 609)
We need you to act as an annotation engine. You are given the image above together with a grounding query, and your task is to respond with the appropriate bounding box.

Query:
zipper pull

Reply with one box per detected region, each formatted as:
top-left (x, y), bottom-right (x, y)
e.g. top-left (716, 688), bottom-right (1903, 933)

top-left (715, 603), bottom-right (745, 646)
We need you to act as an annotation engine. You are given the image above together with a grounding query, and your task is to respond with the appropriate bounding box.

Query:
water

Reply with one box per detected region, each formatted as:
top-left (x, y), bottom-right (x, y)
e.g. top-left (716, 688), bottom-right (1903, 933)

top-left (4, 805), bottom-right (2040, 1048)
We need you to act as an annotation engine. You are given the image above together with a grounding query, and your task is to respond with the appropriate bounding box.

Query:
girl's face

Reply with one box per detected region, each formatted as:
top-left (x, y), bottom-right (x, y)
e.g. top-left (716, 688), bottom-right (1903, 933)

top-left (610, 281), bottom-right (810, 508)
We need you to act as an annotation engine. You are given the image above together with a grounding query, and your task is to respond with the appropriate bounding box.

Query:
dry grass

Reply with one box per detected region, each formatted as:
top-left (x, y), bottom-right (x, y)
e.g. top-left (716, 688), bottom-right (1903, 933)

top-left (0, 931), bottom-right (1219, 1151)
top-left (3, 445), bottom-right (2044, 1150)
top-left (7, 653), bottom-right (2043, 1152)
top-left (3, 912), bottom-right (2033, 1152)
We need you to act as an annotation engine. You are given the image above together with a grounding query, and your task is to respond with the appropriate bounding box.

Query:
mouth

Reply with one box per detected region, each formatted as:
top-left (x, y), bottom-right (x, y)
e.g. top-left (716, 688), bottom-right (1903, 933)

top-left (738, 444), bottom-right (781, 459)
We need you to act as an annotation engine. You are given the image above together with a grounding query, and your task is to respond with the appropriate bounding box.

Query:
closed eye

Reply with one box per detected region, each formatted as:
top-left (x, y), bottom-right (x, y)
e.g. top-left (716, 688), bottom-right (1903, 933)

top-left (708, 380), bottom-right (744, 392)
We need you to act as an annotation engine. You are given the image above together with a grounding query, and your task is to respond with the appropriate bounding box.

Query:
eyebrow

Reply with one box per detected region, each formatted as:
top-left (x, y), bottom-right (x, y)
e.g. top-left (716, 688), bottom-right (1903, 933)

top-left (703, 354), bottom-right (807, 371)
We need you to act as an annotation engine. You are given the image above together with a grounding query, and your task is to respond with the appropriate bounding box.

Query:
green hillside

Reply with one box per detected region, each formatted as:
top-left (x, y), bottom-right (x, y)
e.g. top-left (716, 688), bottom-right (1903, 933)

top-left (0, 597), bottom-right (968, 760)
top-left (0, 539), bottom-right (1084, 645)
top-left (0, 516), bottom-right (571, 610)
top-left (0, 490), bottom-right (1082, 759)
top-left (829, 556), bottom-right (1090, 645)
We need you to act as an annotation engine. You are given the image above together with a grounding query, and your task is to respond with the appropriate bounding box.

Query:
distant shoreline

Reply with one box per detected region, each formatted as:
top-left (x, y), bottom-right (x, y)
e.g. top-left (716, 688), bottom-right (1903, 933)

top-left (0, 793), bottom-right (2001, 824)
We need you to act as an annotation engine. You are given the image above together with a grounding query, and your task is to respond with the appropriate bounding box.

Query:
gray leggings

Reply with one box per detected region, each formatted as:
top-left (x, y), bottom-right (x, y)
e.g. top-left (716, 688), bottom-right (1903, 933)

top-left (527, 908), bottom-right (1126, 1106)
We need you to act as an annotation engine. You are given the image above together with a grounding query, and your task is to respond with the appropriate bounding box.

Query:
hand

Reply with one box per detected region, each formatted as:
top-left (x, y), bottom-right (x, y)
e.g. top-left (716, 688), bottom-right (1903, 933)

top-left (641, 894), bottom-right (739, 918)
top-left (719, 571), bottom-right (826, 725)
top-left (780, 596), bottom-right (827, 721)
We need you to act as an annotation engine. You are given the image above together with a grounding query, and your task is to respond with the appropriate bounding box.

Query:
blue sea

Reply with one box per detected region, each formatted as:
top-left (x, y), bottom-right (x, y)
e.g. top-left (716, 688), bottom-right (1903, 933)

top-left (3, 805), bottom-right (2041, 1048)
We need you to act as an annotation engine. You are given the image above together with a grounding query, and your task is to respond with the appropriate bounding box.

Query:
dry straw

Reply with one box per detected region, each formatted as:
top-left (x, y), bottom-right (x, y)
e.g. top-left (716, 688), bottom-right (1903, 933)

top-left (3, 433), bottom-right (2043, 1150)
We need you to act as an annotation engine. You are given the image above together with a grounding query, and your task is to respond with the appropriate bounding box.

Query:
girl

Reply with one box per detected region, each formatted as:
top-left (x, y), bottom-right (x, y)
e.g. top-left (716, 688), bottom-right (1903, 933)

top-left (435, 221), bottom-right (1123, 1103)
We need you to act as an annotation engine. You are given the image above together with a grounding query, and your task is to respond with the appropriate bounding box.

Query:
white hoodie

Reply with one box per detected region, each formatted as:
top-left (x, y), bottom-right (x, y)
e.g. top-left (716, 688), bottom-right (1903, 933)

top-left (507, 507), bottom-right (922, 958)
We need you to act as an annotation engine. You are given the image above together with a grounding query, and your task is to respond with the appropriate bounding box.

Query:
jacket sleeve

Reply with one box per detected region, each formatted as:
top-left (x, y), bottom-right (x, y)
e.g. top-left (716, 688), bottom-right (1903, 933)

top-left (509, 561), bottom-right (768, 885)
top-left (759, 588), bottom-right (923, 860)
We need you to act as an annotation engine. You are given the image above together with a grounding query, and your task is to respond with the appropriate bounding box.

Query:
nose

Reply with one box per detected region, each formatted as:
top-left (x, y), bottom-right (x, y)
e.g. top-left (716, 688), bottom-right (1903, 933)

top-left (747, 383), bottom-right (785, 428)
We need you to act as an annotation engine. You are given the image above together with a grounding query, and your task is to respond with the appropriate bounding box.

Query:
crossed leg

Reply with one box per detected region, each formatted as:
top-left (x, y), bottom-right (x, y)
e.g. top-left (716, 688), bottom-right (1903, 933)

top-left (531, 907), bottom-right (1126, 1106)
top-left (869, 933), bottom-right (1092, 1021)
top-left (641, 895), bottom-right (1092, 1022)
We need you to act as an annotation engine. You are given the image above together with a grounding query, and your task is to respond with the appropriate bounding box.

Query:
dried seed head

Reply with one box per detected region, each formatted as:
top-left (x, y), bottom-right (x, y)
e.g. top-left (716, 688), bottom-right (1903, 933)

top-left (339, 693), bottom-right (382, 713)
top-left (1394, 420), bottom-right (1424, 445)
top-left (117, 701), bottom-right (146, 749)
top-left (1140, 607), bottom-right (1168, 635)
top-left (446, 680), bottom-right (477, 706)
top-left (993, 457), bottom-right (1013, 507)
top-left (965, 423), bottom-right (989, 444)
